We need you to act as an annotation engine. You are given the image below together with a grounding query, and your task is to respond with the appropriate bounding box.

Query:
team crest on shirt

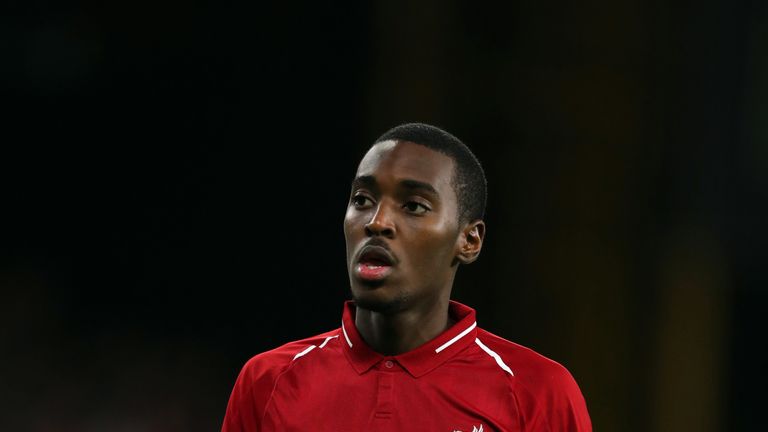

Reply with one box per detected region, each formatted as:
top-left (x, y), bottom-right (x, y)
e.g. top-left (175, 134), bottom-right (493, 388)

top-left (452, 425), bottom-right (483, 432)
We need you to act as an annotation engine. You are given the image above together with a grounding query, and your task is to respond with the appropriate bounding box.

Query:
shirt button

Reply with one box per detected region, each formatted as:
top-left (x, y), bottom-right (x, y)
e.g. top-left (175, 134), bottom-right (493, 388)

top-left (384, 360), bottom-right (394, 368)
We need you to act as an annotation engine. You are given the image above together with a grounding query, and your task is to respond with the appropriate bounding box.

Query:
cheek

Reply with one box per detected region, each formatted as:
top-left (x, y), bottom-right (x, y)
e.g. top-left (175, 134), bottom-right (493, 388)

top-left (407, 226), bottom-right (458, 267)
top-left (343, 218), bottom-right (357, 263)
top-left (343, 211), bottom-right (368, 252)
top-left (343, 209), bottom-right (359, 236)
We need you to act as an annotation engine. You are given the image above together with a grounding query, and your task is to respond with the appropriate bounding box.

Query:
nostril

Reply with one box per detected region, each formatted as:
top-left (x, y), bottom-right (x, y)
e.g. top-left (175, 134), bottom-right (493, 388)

top-left (365, 222), bottom-right (392, 237)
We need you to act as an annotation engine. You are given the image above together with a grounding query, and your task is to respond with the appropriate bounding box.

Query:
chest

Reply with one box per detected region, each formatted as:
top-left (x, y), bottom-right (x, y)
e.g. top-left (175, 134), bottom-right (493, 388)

top-left (261, 363), bottom-right (520, 432)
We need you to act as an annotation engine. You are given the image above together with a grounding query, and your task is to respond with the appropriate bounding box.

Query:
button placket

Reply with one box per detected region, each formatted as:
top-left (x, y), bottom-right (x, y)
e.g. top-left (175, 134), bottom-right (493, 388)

top-left (372, 360), bottom-right (395, 421)
top-left (374, 372), bottom-right (393, 418)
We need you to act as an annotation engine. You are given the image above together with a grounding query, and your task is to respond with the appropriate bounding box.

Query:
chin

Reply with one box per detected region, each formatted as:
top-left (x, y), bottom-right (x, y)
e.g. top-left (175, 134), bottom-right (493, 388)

top-left (351, 288), bottom-right (409, 315)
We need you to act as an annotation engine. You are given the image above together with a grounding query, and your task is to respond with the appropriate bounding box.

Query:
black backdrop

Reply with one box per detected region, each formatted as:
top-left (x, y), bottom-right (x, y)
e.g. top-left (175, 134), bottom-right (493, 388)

top-left (2, 1), bottom-right (767, 430)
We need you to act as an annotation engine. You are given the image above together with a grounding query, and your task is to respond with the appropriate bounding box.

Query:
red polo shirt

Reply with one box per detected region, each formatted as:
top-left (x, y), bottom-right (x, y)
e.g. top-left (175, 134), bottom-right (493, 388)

top-left (222, 301), bottom-right (591, 431)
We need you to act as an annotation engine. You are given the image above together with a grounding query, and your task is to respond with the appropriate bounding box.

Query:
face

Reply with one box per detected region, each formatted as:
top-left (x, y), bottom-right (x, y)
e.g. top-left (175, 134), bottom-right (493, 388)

top-left (344, 140), bottom-right (470, 314)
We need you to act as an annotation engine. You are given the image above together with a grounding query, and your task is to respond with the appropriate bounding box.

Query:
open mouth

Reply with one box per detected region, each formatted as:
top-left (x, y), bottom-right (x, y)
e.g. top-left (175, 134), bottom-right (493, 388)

top-left (355, 245), bottom-right (396, 281)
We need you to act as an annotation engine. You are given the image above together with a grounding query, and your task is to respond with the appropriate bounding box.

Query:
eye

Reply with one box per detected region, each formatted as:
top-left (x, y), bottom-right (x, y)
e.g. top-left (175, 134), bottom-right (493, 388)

top-left (403, 201), bottom-right (430, 215)
top-left (352, 194), bottom-right (374, 208)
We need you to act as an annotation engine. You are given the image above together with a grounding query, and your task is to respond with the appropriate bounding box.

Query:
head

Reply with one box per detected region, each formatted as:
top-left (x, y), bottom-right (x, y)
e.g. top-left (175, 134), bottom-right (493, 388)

top-left (343, 123), bottom-right (487, 314)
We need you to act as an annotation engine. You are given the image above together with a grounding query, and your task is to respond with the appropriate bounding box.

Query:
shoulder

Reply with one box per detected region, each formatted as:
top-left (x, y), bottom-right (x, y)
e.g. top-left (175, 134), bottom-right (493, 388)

top-left (475, 328), bottom-right (592, 430)
top-left (239, 329), bottom-right (341, 381)
top-left (475, 328), bottom-right (575, 385)
top-left (222, 329), bottom-right (341, 431)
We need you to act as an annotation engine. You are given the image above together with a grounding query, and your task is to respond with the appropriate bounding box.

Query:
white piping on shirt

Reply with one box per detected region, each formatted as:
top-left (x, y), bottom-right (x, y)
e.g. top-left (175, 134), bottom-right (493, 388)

top-left (292, 344), bottom-right (317, 360)
top-left (475, 337), bottom-right (514, 376)
top-left (341, 321), bottom-right (353, 348)
top-left (319, 335), bottom-right (338, 348)
top-left (435, 321), bottom-right (477, 353)
top-left (292, 335), bottom-right (341, 361)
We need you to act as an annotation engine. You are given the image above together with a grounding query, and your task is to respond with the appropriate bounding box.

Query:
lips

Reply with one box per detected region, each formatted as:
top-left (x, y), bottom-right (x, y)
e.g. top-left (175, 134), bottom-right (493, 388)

top-left (358, 245), bottom-right (395, 265)
top-left (355, 244), bottom-right (397, 281)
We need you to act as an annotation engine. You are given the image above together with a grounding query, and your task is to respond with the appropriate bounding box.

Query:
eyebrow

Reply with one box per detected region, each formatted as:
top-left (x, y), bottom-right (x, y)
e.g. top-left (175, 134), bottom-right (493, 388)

top-left (399, 179), bottom-right (439, 196)
top-left (350, 175), bottom-right (377, 192)
top-left (350, 175), bottom-right (440, 197)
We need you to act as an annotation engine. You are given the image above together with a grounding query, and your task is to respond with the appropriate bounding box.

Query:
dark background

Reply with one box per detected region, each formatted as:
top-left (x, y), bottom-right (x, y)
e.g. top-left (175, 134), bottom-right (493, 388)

top-left (2, 1), bottom-right (766, 430)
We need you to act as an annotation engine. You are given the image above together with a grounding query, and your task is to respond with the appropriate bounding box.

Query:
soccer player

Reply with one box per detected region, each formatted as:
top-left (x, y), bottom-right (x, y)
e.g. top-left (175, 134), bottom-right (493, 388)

top-left (222, 123), bottom-right (592, 431)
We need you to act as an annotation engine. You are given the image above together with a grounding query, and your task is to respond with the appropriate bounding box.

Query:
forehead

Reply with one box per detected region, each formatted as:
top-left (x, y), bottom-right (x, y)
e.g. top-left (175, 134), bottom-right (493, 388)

top-left (356, 140), bottom-right (455, 192)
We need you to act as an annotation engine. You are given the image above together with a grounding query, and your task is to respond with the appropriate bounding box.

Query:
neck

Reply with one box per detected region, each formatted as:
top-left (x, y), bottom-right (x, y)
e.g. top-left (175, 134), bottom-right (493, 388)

top-left (354, 293), bottom-right (454, 356)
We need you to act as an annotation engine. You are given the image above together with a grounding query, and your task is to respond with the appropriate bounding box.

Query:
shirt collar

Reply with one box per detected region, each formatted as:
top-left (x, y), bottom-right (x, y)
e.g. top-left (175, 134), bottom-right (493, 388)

top-left (339, 300), bottom-right (478, 378)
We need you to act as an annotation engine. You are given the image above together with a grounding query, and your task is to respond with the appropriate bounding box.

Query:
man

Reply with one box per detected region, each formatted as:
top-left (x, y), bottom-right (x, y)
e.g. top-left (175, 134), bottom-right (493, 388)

top-left (222, 123), bottom-right (592, 431)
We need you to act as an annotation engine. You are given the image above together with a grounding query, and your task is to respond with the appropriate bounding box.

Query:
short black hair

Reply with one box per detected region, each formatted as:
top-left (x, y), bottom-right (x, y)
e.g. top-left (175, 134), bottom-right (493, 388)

top-left (374, 123), bottom-right (487, 224)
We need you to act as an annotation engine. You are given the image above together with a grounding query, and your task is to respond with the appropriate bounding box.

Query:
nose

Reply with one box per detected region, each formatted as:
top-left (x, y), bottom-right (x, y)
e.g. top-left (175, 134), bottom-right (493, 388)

top-left (364, 203), bottom-right (396, 238)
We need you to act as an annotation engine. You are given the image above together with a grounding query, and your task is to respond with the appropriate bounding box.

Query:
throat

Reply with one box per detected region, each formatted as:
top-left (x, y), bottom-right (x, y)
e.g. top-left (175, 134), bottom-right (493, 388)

top-left (353, 302), bottom-right (453, 356)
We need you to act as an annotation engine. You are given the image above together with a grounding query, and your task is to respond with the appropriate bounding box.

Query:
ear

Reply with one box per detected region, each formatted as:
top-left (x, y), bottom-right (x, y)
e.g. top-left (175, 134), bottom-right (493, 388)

top-left (456, 220), bottom-right (485, 265)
